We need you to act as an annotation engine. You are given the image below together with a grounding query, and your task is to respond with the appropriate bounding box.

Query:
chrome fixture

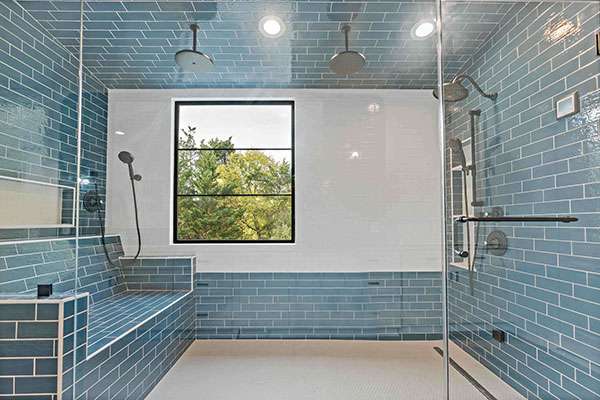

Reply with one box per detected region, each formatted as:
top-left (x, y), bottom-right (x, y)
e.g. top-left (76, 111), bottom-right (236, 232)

top-left (485, 231), bottom-right (508, 256)
top-left (468, 110), bottom-right (483, 207)
top-left (175, 24), bottom-right (214, 72)
top-left (433, 74), bottom-right (498, 102)
top-left (329, 25), bottom-right (366, 75)
top-left (448, 138), bottom-right (466, 170)
top-left (456, 215), bottom-right (578, 223)
top-left (118, 151), bottom-right (142, 181)
top-left (118, 151), bottom-right (143, 259)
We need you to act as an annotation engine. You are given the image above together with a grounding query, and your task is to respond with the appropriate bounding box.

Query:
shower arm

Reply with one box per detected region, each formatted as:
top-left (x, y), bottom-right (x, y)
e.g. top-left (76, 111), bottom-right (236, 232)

top-left (190, 23), bottom-right (198, 52)
top-left (453, 75), bottom-right (497, 101)
top-left (342, 25), bottom-right (351, 52)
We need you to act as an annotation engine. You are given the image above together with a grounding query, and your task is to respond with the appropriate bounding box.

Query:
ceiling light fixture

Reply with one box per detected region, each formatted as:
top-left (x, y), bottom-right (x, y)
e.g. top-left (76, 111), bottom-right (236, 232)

top-left (259, 16), bottom-right (285, 38)
top-left (412, 20), bottom-right (436, 39)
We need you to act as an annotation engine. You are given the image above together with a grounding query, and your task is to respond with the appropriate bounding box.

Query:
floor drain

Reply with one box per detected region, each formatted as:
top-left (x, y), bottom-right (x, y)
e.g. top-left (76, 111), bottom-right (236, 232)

top-left (433, 346), bottom-right (498, 400)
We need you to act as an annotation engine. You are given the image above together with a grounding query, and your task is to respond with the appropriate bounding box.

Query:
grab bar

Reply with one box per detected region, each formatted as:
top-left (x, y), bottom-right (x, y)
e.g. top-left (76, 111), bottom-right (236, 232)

top-left (455, 215), bottom-right (578, 223)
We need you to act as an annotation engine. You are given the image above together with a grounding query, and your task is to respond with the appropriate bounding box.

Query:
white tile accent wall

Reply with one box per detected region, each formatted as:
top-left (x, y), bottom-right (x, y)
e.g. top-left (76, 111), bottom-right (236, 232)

top-left (106, 89), bottom-right (441, 272)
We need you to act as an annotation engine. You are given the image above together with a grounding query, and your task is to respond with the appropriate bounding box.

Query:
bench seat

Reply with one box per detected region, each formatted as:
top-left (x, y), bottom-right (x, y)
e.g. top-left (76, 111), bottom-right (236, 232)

top-left (87, 290), bottom-right (190, 355)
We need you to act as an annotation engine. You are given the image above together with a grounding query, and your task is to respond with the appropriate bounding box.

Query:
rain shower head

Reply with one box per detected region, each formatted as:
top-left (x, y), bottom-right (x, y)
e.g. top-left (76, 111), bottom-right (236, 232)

top-left (435, 82), bottom-right (469, 102)
top-left (433, 74), bottom-right (497, 102)
top-left (175, 24), bottom-right (214, 72)
top-left (329, 25), bottom-right (366, 75)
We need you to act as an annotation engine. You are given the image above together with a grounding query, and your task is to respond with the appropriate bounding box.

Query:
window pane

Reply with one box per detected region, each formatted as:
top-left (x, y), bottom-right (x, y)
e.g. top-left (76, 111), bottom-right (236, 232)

top-left (178, 104), bottom-right (292, 149)
top-left (177, 150), bottom-right (292, 195)
top-left (176, 196), bottom-right (292, 241)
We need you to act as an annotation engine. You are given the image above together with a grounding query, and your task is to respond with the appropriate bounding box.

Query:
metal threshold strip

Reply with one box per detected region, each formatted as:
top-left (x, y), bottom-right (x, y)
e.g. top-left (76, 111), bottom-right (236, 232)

top-left (433, 347), bottom-right (498, 400)
top-left (455, 215), bottom-right (578, 223)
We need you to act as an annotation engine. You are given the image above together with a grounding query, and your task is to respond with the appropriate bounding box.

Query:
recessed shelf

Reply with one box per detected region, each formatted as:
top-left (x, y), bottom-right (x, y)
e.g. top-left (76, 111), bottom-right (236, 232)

top-left (449, 261), bottom-right (469, 270)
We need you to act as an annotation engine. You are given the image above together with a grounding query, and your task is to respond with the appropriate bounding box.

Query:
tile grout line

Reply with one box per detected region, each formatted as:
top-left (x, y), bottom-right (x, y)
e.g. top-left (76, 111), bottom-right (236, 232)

top-left (56, 300), bottom-right (64, 400)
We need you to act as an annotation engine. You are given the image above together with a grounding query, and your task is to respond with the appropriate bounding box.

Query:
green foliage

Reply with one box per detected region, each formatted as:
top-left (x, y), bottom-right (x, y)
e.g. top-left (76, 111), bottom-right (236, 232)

top-left (177, 126), bottom-right (292, 241)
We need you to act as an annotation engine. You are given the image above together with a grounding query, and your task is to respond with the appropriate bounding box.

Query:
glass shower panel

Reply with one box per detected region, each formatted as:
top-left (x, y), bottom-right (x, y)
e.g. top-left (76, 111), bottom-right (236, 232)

top-left (67, 2), bottom-right (124, 399)
top-left (75, 0), bottom-right (450, 398)
top-left (442, 0), bottom-right (600, 399)
top-left (0, 1), bottom-right (81, 243)
top-left (0, 2), bottom-right (85, 399)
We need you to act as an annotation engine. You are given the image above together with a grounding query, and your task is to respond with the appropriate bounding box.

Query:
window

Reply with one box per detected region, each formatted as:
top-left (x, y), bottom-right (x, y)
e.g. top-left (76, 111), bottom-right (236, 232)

top-left (173, 101), bottom-right (294, 243)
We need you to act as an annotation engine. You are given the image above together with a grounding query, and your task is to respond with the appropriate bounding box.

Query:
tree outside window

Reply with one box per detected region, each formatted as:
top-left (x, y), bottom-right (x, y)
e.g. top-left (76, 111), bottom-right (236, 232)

top-left (174, 101), bottom-right (294, 242)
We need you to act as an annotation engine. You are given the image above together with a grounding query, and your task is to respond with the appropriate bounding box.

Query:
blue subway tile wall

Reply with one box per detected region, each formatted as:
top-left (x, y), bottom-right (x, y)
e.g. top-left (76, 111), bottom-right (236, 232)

top-left (195, 272), bottom-right (442, 340)
top-left (0, 292), bottom-right (194, 400)
top-left (63, 293), bottom-right (194, 400)
top-left (0, 0), bottom-right (109, 242)
top-left (120, 257), bottom-right (194, 291)
top-left (445, 2), bottom-right (600, 400)
top-left (0, 235), bottom-right (125, 304)
top-left (15, 0), bottom-right (523, 89)
top-left (0, 300), bottom-right (60, 398)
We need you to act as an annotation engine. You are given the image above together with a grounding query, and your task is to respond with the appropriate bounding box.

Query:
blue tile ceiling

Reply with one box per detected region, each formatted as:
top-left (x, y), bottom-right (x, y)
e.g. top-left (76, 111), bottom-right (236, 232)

top-left (15, 1), bottom-right (520, 89)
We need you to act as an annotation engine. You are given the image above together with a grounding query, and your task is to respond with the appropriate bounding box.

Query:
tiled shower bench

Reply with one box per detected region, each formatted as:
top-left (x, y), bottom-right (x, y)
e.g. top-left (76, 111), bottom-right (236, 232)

top-left (86, 290), bottom-right (190, 355)
top-left (0, 256), bottom-right (196, 400)
top-left (83, 256), bottom-right (195, 357)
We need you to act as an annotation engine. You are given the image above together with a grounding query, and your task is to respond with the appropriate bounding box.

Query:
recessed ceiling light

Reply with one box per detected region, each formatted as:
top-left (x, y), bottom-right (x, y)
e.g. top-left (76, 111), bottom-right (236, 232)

top-left (412, 20), bottom-right (436, 39)
top-left (115, 130), bottom-right (126, 135)
top-left (259, 16), bottom-right (285, 38)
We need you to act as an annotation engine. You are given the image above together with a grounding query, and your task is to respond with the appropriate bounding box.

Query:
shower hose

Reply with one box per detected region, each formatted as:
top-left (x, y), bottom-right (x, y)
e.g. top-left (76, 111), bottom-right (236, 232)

top-left (94, 176), bottom-right (142, 267)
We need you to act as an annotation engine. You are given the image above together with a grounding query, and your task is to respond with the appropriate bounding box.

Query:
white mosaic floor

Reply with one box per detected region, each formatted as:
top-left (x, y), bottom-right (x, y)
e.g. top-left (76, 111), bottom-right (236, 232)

top-left (147, 340), bottom-right (524, 400)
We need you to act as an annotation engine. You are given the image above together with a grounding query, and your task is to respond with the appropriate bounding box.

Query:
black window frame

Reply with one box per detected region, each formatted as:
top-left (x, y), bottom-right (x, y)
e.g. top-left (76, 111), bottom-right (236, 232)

top-left (173, 100), bottom-right (295, 244)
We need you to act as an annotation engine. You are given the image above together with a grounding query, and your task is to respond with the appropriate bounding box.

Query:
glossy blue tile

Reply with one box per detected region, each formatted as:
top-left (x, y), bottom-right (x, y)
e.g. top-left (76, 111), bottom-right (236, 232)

top-left (14, 376), bottom-right (57, 394)
top-left (17, 322), bottom-right (58, 339)
top-left (446, 2), bottom-right (600, 399)
top-left (0, 340), bottom-right (54, 357)
top-left (194, 272), bottom-right (442, 340)
top-left (0, 304), bottom-right (35, 321)
top-left (0, 322), bottom-right (15, 339)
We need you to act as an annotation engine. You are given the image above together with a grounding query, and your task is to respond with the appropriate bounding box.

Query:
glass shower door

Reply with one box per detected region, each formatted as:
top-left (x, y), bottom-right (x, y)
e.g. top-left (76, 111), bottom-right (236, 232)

top-left (441, 0), bottom-right (600, 399)
top-left (68, 1), bottom-right (124, 398)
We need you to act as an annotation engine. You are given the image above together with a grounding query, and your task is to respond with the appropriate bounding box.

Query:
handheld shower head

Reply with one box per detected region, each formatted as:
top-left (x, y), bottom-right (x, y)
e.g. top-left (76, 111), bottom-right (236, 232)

top-left (116, 151), bottom-right (143, 259)
top-left (448, 138), bottom-right (467, 170)
top-left (118, 151), bottom-right (134, 165)
top-left (118, 151), bottom-right (139, 180)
